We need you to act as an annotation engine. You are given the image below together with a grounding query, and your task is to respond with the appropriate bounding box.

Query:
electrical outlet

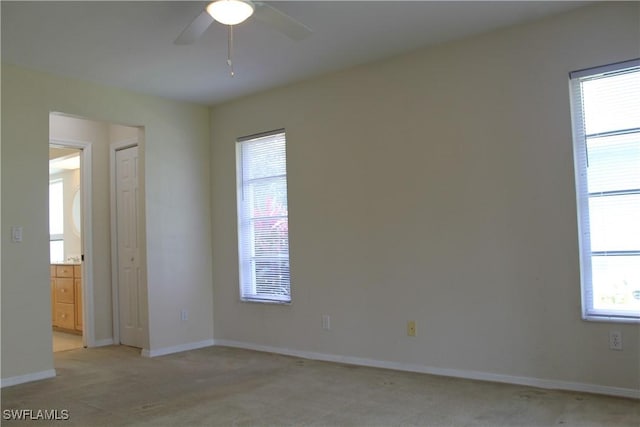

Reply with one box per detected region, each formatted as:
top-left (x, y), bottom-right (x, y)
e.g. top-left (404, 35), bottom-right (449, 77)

top-left (609, 331), bottom-right (622, 350)
top-left (407, 320), bottom-right (416, 337)
top-left (322, 315), bottom-right (330, 330)
top-left (180, 309), bottom-right (188, 321)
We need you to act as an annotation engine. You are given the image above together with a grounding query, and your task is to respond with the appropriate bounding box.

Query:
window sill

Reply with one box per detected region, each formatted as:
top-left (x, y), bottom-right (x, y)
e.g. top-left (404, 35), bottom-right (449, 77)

top-left (240, 298), bottom-right (292, 305)
top-left (582, 314), bottom-right (640, 324)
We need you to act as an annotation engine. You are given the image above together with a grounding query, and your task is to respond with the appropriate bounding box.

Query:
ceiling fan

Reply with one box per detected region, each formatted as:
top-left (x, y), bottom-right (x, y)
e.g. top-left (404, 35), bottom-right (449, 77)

top-left (175, 0), bottom-right (312, 75)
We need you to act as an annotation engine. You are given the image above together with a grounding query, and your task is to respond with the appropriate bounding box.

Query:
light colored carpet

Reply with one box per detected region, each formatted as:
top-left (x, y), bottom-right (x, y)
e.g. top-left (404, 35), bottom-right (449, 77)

top-left (2, 345), bottom-right (638, 426)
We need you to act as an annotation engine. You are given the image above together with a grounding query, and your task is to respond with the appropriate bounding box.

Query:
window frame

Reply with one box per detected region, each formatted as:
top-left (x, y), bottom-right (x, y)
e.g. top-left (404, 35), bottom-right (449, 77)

top-left (569, 58), bottom-right (640, 323)
top-left (235, 129), bottom-right (292, 304)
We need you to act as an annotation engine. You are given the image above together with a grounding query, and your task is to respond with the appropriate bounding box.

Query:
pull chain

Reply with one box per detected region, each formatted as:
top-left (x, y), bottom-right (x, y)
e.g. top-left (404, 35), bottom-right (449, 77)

top-left (227, 25), bottom-right (235, 77)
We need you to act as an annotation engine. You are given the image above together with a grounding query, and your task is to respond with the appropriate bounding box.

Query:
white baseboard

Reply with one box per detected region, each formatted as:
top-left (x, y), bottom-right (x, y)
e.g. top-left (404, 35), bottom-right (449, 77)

top-left (142, 339), bottom-right (215, 358)
top-left (93, 338), bottom-right (114, 347)
top-left (213, 339), bottom-right (640, 399)
top-left (1, 369), bottom-right (56, 388)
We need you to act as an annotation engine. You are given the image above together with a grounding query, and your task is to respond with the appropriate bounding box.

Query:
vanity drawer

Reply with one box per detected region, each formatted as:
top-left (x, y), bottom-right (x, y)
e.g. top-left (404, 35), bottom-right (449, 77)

top-left (55, 278), bottom-right (74, 304)
top-left (56, 265), bottom-right (74, 278)
top-left (55, 303), bottom-right (75, 330)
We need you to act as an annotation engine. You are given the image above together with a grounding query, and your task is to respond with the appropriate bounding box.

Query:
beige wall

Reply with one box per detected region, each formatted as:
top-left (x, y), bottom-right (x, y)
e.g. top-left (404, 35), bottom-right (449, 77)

top-left (210, 3), bottom-right (640, 392)
top-left (109, 123), bottom-right (139, 144)
top-left (1, 65), bottom-right (213, 380)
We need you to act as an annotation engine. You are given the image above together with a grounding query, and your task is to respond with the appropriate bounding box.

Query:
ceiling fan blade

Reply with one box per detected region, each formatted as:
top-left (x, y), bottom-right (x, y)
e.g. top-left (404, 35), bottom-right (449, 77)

top-left (253, 2), bottom-right (312, 41)
top-left (174, 10), bottom-right (215, 45)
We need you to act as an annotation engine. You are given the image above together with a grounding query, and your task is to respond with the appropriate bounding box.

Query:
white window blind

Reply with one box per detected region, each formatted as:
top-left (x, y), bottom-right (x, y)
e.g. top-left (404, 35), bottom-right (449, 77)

top-left (236, 130), bottom-right (291, 303)
top-left (569, 59), bottom-right (640, 322)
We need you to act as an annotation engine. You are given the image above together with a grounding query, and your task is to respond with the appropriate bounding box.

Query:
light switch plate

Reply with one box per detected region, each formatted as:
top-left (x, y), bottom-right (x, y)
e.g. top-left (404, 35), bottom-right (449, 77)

top-left (11, 226), bottom-right (23, 242)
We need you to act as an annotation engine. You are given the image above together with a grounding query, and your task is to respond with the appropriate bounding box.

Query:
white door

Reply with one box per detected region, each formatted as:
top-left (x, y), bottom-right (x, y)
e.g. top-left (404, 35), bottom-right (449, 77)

top-left (115, 146), bottom-right (143, 348)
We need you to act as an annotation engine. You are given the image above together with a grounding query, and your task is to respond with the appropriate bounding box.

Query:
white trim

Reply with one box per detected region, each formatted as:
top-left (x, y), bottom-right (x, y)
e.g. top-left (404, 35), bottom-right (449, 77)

top-left (569, 64), bottom-right (640, 323)
top-left (50, 137), bottom-right (95, 348)
top-left (94, 338), bottom-right (115, 347)
top-left (109, 137), bottom-right (138, 346)
top-left (1, 370), bottom-right (56, 388)
top-left (583, 315), bottom-right (640, 324)
top-left (141, 339), bottom-right (215, 358)
top-left (213, 340), bottom-right (640, 400)
top-left (569, 58), bottom-right (640, 79)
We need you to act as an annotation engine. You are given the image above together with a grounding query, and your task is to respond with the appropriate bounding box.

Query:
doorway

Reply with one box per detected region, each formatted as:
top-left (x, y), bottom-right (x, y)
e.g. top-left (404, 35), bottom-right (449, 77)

top-left (49, 113), bottom-right (147, 355)
top-left (49, 145), bottom-right (86, 352)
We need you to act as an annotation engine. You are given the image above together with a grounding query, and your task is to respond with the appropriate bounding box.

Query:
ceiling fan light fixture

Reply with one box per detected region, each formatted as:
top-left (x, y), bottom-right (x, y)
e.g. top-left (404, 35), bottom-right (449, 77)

top-left (206, 0), bottom-right (255, 26)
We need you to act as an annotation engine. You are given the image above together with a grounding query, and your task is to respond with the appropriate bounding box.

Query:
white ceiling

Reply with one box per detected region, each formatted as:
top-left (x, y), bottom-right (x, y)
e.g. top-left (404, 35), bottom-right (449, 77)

top-left (2, 1), bottom-right (587, 106)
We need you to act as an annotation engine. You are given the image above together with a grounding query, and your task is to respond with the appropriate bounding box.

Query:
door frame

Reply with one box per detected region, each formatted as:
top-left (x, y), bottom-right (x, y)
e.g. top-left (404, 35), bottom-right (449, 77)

top-left (109, 137), bottom-right (138, 346)
top-left (49, 138), bottom-right (95, 348)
